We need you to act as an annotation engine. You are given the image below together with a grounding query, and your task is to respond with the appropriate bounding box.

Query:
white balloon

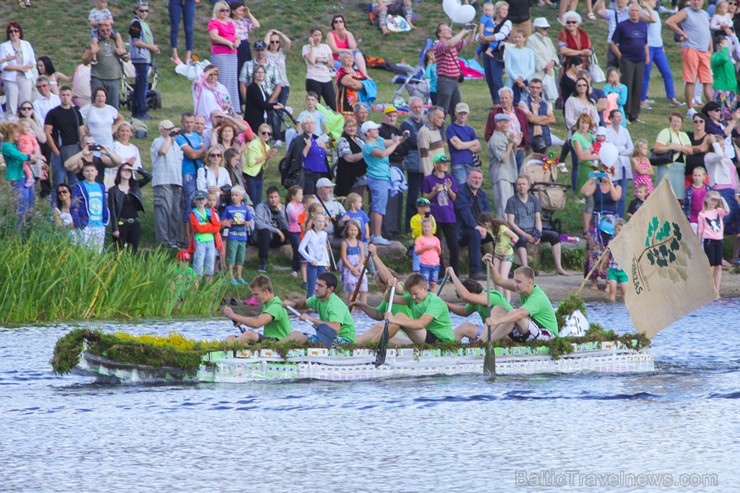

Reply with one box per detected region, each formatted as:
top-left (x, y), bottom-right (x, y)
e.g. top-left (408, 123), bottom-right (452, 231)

top-left (599, 142), bottom-right (619, 167)
top-left (451, 5), bottom-right (477, 24)
top-left (443, 0), bottom-right (459, 18)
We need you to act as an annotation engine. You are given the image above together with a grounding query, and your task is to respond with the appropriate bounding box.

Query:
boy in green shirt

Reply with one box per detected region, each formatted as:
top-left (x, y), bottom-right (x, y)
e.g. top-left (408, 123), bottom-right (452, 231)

top-left (441, 267), bottom-right (512, 342)
top-left (282, 272), bottom-right (355, 344)
top-left (223, 275), bottom-right (291, 342)
top-left (483, 255), bottom-right (558, 342)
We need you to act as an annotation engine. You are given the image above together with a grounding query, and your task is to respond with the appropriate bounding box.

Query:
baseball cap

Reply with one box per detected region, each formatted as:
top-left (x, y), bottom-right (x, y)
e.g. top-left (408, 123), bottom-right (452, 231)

top-left (494, 113), bottom-right (512, 122)
top-left (533, 17), bottom-right (550, 29)
top-left (315, 177), bottom-right (336, 188)
top-left (416, 197), bottom-right (431, 207)
top-left (432, 154), bottom-right (450, 164)
top-left (455, 102), bottom-right (470, 114)
top-left (159, 119), bottom-right (175, 130)
top-left (254, 40), bottom-right (267, 50)
top-left (384, 106), bottom-right (398, 114)
top-left (360, 121), bottom-right (381, 134)
top-left (194, 190), bottom-right (208, 200)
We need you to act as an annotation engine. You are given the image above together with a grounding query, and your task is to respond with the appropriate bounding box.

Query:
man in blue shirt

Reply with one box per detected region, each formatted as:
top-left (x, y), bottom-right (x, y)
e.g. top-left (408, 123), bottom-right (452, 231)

top-left (610, 3), bottom-right (649, 123)
top-left (454, 169), bottom-right (492, 281)
top-left (446, 102), bottom-right (482, 188)
top-left (175, 112), bottom-right (206, 244)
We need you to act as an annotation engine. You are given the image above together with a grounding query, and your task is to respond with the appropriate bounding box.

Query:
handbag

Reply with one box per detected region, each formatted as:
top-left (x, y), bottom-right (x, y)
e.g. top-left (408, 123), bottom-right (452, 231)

top-left (649, 131), bottom-right (677, 166)
top-left (588, 53), bottom-right (605, 84)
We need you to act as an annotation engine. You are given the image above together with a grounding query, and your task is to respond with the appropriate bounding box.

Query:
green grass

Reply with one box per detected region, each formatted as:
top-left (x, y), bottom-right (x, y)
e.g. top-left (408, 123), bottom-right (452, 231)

top-left (4, 1), bottom-right (695, 314)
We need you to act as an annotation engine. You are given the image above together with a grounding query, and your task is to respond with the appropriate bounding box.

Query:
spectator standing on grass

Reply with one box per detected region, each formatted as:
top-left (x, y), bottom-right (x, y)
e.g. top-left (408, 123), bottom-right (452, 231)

top-left (640, 0), bottom-right (684, 109)
top-left (378, 106), bottom-right (409, 241)
top-left (231, 1), bottom-right (260, 102)
top-left (609, 2), bottom-right (649, 124)
top-left (519, 78), bottom-right (556, 152)
top-left (433, 23), bottom-right (475, 119)
top-left (401, 97), bottom-right (426, 229)
top-left (0, 22), bottom-right (36, 115)
top-left (208, 1), bottom-right (240, 110)
top-left (176, 112), bottom-right (206, 243)
top-left (488, 114), bottom-right (519, 220)
top-left (417, 106), bottom-right (446, 177)
top-left (44, 86), bottom-right (85, 208)
top-left (666, 0), bottom-right (714, 110)
top-left (82, 22), bottom-right (126, 111)
top-left (128, 1), bottom-right (159, 121)
top-left (527, 18), bottom-right (559, 101)
top-left (151, 119), bottom-right (183, 249)
top-left (422, 154), bottom-right (459, 275)
top-left (593, 0), bottom-right (631, 69)
top-left (168, 0), bottom-right (195, 65)
top-left (302, 27), bottom-right (337, 111)
top-left (446, 102), bottom-right (481, 188)
top-left (484, 88), bottom-right (530, 175)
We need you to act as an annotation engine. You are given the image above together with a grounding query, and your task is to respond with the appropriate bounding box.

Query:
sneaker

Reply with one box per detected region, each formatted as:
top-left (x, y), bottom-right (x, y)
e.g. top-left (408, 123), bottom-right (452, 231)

top-left (469, 272), bottom-right (487, 281)
top-left (230, 279), bottom-right (240, 286)
top-left (239, 278), bottom-right (249, 285)
top-left (646, 99), bottom-right (656, 104)
top-left (371, 235), bottom-right (391, 245)
top-left (258, 261), bottom-right (267, 273)
top-left (686, 108), bottom-right (698, 119)
top-left (550, 134), bottom-right (565, 146)
top-left (640, 102), bottom-right (652, 110)
top-left (273, 140), bottom-right (284, 148)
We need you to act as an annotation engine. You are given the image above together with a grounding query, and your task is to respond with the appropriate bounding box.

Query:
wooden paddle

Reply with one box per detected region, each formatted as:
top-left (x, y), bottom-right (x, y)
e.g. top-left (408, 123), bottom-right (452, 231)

top-left (350, 255), bottom-right (371, 304)
top-left (373, 284), bottom-right (396, 367)
top-left (286, 305), bottom-right (337, 348)
top-left (483, 261), bottom-right (496, 376)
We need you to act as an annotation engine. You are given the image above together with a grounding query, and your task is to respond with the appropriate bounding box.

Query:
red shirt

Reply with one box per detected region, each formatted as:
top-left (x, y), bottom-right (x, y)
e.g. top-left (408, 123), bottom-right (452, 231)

top-left (434, 39), bottom-right (463, 78)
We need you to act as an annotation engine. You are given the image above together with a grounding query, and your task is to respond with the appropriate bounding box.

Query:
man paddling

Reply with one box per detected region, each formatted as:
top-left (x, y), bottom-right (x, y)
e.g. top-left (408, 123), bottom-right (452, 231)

top-left (482, 255), bottom-right (558, 342)
top-left (441, 267), bottom-right (512, 342)
top-left (222, 275), bottom-right (291, 343)
top-left (361, 273), bottom-right (454, 343)
top-left (282, 272), bottom-right (356, 344)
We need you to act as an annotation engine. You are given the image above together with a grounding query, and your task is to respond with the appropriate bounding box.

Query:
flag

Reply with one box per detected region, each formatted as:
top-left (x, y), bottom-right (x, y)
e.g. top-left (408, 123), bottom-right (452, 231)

top-left (607, 178), bottom-right (715, 338)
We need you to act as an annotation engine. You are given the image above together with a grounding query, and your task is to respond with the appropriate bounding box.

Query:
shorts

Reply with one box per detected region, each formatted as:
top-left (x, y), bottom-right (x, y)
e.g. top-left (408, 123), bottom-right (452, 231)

top-left (584, 194), bottom-right (595, 215)
top-left (495, 253), bottom-right (514, 263)
top-left (419, 263), bottom-right (440, 285)
top-left (703, 238), bottom-right (724, 267)
top-left (424, 331), bottom-right (439, 343)
top-left (306, 334), bottom-right (352, 345)
top-left (367, 176), bottom-right (390, 215)
top-left (509, 319), bottom-right (555, 343)
top-left (607, 267), bottom-right (628, 284)
top-left (226, 239), bottom-right (247, 265)
top-left (256, 334), bottom-right (279, 342)
top-left (681, 47), bottom-right (713, 85)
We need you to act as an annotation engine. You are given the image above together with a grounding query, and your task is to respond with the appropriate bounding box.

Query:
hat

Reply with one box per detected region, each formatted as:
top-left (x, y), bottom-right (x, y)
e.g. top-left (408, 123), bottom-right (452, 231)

top-left (315, 177), bottom-right (336, 188)
top-left (595, 127), bottom-right (608, 137)
top-left (159, 119), bottom-right (175, 130)
top-left (194, 190), bottom-right (208, 200)
top-left (455, 102), bottom-right (470, 114)
top-left (533, 17), bottom-right (550, 29)
top-left (254, 40), bottom-right (267, 50)
top-left (494, 113), bottom-right (512, 122)
top-left (432, 154), bottom-right (450, 164)
top-left (383, 106), bottom-right (398, 114)
top-left (360, 121), bottom-right (381, 134)
top-left (416, 197), bottom-right (431, 207)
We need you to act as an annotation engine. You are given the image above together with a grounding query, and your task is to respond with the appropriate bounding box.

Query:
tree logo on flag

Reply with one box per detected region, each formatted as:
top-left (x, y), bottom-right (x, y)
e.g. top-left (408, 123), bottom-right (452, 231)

top-left (631, 217), bottom-right (691, 294)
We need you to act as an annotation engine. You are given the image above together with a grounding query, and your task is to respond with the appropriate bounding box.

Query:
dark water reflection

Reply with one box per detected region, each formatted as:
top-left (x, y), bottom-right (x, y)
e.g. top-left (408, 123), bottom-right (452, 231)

top-left (1, 300), bottom-right (738, 492)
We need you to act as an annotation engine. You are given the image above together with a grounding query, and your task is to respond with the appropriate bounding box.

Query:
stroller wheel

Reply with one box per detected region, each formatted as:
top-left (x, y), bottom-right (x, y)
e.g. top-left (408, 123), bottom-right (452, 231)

top-left (147, 90), bottom-right (162, 110)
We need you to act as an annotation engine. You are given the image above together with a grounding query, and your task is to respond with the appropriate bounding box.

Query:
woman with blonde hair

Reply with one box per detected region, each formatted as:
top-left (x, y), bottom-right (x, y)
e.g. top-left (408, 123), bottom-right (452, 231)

top-left (207, 1), bottom-right (239, 107)
top-left (244, 123), bottom-right (277, 205)
top-left (197, 146), bottom-right (233, 206)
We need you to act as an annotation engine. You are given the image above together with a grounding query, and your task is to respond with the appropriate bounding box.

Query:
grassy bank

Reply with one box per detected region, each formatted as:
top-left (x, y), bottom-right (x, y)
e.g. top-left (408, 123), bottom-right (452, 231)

top-left (1, 2), bottom-right (725, 322)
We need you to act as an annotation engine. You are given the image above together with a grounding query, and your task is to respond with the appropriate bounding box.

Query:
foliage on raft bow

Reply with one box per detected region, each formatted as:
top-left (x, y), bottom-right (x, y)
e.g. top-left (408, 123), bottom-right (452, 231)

top-left (52, 326), bottom-right (650, 375)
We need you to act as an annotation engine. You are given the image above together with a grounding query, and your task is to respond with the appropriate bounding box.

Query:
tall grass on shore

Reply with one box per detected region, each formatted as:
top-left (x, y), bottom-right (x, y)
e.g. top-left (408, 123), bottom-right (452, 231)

top-left (0, 182), bottom-right (227, 324)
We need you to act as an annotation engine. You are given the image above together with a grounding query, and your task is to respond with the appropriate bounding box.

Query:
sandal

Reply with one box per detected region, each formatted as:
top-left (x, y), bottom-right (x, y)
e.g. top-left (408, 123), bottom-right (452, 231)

top-left (587, 12), bottom-right (597, 20)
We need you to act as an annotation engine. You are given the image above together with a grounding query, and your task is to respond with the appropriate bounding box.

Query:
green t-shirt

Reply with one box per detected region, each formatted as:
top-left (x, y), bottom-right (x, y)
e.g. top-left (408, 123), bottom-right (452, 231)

top-left (261, 296), bottom-right (291, 340)
top-left (519, 285), bottom-right (558, 335)
top-left (377, 299), bottom-right (412, 317)
top-left (464, 289), bottom-right (513, 323)
top-left (571, 131), bottom-right (595, 191)
top-left (306, 293), bottom-right (355, 342)
top-left (403, 292), bottom-right (454, 341)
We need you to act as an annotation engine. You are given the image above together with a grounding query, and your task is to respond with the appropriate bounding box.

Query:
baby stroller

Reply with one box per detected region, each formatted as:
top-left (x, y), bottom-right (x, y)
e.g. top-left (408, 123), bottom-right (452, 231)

top-left (522, 153), bottom-right (571, 234)
top-left (120, 59), bottom-right (162, 111)
top-left (390, 38), bottom-right (433, 106)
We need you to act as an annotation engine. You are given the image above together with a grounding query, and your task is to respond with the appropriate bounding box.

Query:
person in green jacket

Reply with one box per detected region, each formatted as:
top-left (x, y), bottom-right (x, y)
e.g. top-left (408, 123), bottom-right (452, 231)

top-left (710, 35), bottom-right (739, 120)
top-left (0, 122), bottom-right (34, 215)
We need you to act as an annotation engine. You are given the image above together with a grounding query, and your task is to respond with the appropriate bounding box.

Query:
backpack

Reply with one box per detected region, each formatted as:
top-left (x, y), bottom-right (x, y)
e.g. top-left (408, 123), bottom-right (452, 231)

top-left (279, 140), bottom-right (303, 189)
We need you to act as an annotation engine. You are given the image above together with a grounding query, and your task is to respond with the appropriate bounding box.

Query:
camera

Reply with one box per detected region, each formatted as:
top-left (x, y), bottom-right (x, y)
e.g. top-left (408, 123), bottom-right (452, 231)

top-left (464, 23), bottom-right (476, 31)
top-left (588, 171), bottom-right (607, 180)
top-left (88, 144), bottom-right (102, 152)
top-left (424, 211), bottom-right (431, 218)
top-left (169, 129), bottom-right (181, 137)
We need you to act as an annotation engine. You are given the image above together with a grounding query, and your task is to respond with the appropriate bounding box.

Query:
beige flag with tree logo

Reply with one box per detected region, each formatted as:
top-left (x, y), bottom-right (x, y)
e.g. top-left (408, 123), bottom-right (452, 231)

top-left (607, 179), bottom-right (715, 338)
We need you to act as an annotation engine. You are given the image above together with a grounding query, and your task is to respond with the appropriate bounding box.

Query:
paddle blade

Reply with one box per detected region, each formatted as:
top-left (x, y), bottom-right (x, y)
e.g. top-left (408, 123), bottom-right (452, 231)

top-left (374, 321), bottom-right (390, 367)
top-left (313, 323), bottom-right (337, 348)
top-left (484, 326), bottom-right (495, 375)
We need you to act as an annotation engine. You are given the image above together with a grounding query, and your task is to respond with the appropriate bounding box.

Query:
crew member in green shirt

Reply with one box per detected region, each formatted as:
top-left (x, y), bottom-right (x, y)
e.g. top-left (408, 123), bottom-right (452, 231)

top-left (223, 275), bottom-right (291, 342)
top-left (282, 272), bottom-right (356, 344)
top-left (483, 255), bottom-right (558, 342)
top-left (372, 273), bottom-right (455, 343)
top-left (441, 267), bottom-right (512, 342)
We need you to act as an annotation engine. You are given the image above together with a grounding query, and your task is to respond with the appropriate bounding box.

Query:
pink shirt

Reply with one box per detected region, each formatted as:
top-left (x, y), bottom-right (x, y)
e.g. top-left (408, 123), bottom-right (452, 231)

top-left (286, 202), bottom-right (304, 233)
top-left (697, 208), bottom-right (727, 241)
top-left (16, 133), bottom-right (39, 159)
top-left (208, 19), bottom-right (237, 55)
top-left (689, 185), bottom-right (708, 223)
top-left (415, 235), bottom-right (441, 266)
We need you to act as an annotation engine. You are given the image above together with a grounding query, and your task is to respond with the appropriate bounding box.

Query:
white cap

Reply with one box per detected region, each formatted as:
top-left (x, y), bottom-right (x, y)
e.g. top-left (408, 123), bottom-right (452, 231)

top-left (360, 121), bottom-right (381, 134)
top-left (533, 17), bottom-right (550, 29)
top-left (315, 177), bottom-right (336, 188)
top-left (595, 126), bottom-right (608, 137)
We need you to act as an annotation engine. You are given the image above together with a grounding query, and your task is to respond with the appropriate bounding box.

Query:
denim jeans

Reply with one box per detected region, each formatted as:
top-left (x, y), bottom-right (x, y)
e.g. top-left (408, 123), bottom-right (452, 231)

top-left (482, 55), bottom-right (505, 105)
top-left (288, 231), bottom-right (302, 272)
top-left (51, 144), bottom-right (80, 208)
top-left (168, 0), bottom-right (195, 52)
top-left (181, 173), bottom-right (198, 222)
top-left (419, 263), bottom-right (440, 287)
top-left (132, 62), bottom-right (149, 117)
top-left (616, 176), bottom-right (630, 218)
top-left (451, 163), bottom-right (471, 189)
top-left (245, 175), bottom-right (263, 206)
top-left (405, 171), bottom-right (424, 232)
top-left (193, 240), bottom-right (216, 276)
top-left (11, 179), bottom-right (34, 219)
top-left (306, 264), bottom-right (326, 298)
top-left (642, 46), bottom-right (676, 101)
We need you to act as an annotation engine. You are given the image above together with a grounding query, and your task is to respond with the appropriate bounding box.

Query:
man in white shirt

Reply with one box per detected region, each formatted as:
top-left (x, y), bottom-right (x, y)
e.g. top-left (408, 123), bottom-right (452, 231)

top-left (604, 110), bottom-right (634, 218)
top-left (33, 76), bottom-right (61, 198)
top-left (150, 119), bottom-right (184, 248)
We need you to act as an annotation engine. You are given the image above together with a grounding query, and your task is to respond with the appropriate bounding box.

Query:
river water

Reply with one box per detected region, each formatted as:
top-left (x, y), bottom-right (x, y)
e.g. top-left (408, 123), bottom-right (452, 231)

top-left (1, 300), bottom-right (738, 492)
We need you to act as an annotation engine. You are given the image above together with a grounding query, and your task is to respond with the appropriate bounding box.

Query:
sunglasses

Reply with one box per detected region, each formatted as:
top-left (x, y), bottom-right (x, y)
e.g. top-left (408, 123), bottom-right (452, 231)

top-left (693, 119), bottom-right (705, 123)
top-left (576, 84), bottom-right (588, 87)
top-left (8, 29), bottom-right (20, 33)
top-left (20, 107), bottom-right (32, 111)
top-left (219, 8), bottom-right (230, 12)
top-left (334, 19), bottom-right (345, 24)
top-left (261, 131), bottom-right (272, 136)
top-left (270, 40), bottom-right (280, 44)
top-left (209, 153), bottom-right (222, 158)
top-left (566, 21), bottom-right (578, 25)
